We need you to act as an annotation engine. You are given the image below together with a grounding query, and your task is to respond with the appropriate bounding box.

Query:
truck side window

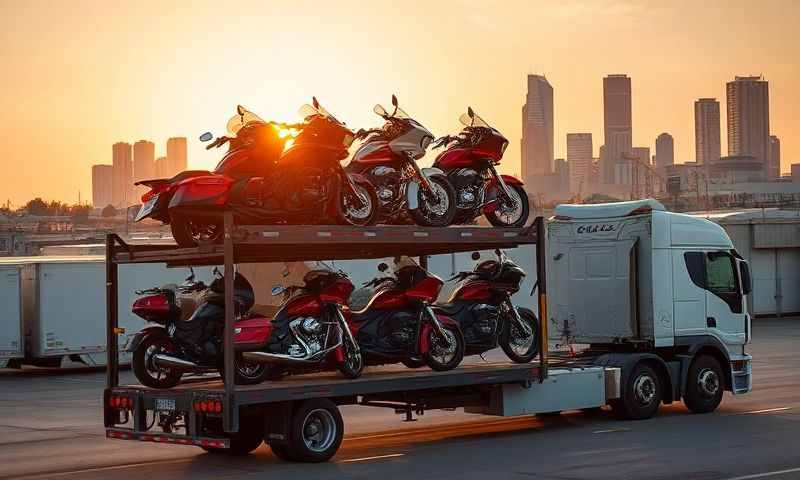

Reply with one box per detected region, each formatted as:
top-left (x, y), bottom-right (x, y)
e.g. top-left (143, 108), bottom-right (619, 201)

top-left (684, 252), bottom-right (706, 288)
top-left (706, 252), bottom-right (742, 314)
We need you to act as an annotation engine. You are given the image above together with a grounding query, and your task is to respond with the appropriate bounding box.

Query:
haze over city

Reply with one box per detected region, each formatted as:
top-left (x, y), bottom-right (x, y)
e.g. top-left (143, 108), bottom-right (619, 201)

top-left (1, 0), bottom-right (799, 205)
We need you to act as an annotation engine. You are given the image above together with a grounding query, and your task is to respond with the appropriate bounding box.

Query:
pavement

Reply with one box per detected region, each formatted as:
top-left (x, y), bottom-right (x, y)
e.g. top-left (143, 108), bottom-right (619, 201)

top-left (1, 318), bottom-right (799, 480)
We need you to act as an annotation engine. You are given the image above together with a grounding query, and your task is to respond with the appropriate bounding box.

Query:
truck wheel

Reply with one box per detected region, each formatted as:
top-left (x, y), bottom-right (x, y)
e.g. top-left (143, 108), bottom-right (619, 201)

top-left (202, 418), bottom-right (264, 455)
top-left (286, 399), bottom-right (343, 462)
top-left (132, 334), bottom-right (183, 389)
top-left (684, 355), bottom-right (724, 414)
top-left (423, 324), bottom-right (465, 372)
top-left (269, 443), bottom-right (296, 461)
top-left (611, 362), bottom-right (662, 420)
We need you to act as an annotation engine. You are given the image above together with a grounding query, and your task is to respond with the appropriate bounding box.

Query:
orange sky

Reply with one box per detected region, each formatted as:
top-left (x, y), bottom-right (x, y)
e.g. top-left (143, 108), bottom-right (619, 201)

top-left (1, 0), bottom-right (798, 205)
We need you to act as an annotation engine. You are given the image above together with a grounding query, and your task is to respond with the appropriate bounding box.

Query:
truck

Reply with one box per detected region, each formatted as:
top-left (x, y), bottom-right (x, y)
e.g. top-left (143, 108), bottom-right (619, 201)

top-left (103, 201), bottom-right (753, 462)
top-left (0, 264), bottom-right (23, 368)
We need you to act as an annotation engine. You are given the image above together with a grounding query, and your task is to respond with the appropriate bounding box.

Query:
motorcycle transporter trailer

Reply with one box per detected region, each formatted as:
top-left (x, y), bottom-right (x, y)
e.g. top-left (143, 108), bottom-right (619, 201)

top-left (103, 214), bottom-right (620, 462)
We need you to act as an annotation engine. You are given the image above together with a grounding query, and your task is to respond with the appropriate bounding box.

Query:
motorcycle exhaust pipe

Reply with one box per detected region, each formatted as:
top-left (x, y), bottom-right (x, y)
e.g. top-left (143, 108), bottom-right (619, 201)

top-left (241, 342), bottom-right (342, 366)
top-left (152, 354), bottom-right (205, 371)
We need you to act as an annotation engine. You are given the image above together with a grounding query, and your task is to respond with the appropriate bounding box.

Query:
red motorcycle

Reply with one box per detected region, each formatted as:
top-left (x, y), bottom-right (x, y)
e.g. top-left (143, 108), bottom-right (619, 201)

top-left (434, 250), bottom-right (539, 363)
top-left (134, 100), bottom-right (379, 247)
top-left (347, 258), bottom-right (465, 371)
top-left (234, 269), bottom-right (362, 381)
top-left (432, 107), bottom-right (530, 227)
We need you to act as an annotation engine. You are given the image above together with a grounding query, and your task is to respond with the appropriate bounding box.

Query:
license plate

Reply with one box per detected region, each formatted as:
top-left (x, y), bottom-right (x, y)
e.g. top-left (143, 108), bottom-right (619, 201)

top-left (134, 195), bottom-right (159, 222)
top-left (155, 398), bottom-right (176, 411)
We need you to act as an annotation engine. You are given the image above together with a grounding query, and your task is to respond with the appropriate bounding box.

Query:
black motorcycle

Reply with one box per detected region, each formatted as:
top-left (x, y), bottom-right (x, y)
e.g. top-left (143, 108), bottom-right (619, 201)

top-left (434, 250), bottom-right (539, 362)
top-left (128, 269), bottom-right (270, 388)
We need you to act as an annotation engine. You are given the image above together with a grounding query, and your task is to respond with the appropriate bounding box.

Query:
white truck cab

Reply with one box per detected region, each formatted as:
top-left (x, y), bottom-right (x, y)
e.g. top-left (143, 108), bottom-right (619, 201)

top-left (548, 199), bottom-right (752, 418)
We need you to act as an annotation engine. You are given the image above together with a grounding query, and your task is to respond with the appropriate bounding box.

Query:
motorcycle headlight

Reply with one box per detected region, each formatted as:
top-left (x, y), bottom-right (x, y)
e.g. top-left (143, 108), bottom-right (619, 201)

top-left (343, 133), bottom-right (355, 148)
top-left (421, 135), bottom-right (433, 150)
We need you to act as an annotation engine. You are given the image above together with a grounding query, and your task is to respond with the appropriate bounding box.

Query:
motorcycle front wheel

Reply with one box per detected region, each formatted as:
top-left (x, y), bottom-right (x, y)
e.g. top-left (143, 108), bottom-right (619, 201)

top-left (132, 333), bottom-right (183, 389)
top-left (485, 184), bottom-right (530, 228)
top-left (500, 309), bottom-right (540, 363)
top-left (338, 335), bottom-right (363, 379)
top-left (410, 175), bottom-right (457, 227)
top-left (423, 324), bottom-right (465, 372)
top-left (340, 182), bottom-right (379, 226)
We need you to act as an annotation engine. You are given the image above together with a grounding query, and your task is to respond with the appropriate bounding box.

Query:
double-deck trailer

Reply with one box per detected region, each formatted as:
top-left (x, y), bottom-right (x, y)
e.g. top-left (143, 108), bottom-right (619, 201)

top-left (104, 204), bottom-right (753, 462)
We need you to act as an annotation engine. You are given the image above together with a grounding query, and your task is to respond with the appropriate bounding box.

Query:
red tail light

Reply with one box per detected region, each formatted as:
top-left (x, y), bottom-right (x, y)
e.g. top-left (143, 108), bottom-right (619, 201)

top-left (193, 396), bottom-right (223, 414)
top-left (109, 394), bottom-right (134, 410)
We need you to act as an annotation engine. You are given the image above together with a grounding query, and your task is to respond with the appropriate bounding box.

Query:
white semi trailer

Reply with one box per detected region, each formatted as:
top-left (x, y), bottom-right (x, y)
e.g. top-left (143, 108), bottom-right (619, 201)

top-left (0, 265), bottom-right (23, 368)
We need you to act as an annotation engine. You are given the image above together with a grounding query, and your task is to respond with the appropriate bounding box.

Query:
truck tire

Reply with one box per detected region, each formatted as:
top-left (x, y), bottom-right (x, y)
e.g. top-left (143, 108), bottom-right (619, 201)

top-left (611, 362), bottom-right (662, 420)
top-left (286, 399), bottom-right (343, 462)
top-left (269, 443), bottom-right (296, 461)
top-left (202, 415), bottom-right (264, 455)
top-left (683, 355), bottom-right (724, 414)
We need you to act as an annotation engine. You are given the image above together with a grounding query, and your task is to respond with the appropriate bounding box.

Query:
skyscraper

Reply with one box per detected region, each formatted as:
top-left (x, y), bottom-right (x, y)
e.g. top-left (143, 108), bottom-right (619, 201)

top-left (602, 74), bottom-right (632, 184)
top-left (91, 164), bottom-right (113, 208)
top-left (567, 133), bottom-right (592, 195)
top-left (694, 98), bottom-right (721, 167)
top-left (654, 133), bottom-right (674, 170)
top-left (166, 137), bottom-right (188, 176)
top-left (727, 76), bottom-right (770, 178)
top-left (769, 135), bottom-right (781, 179)
top-left (112, 142), bottom-right (133, 208)
top-left (155, 156), bottom-right (168, 178)
top-left (521, 75), bottom-right (554, 184)
top-left (133, 140), bottom-right (156, 200)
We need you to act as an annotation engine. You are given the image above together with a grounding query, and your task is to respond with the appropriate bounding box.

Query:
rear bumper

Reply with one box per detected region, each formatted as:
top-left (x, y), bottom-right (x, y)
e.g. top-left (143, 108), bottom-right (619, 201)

top-left (106, 428), bottom-right (229, 449)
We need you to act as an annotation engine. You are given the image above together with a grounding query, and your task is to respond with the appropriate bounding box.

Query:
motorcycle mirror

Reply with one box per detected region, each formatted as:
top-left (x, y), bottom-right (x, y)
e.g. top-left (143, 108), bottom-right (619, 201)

top-left (471, 252), bottom-right (481, 261)
top-left (467, 106), bottom-right (475, 126)
top-left (212, 266), bottom-right (222, 278)
top-left (186, 267), bottom-right (196, 282)
top-left (377, 262), bottom-right (389, 272)
top-left (312, 96), bottom-right (320, 109)
top-left (271, 285), bottom-right (285, 296)
top-left (199, 132), bottom-right (213, 142)
top-left (237, 105), bottom-right (246, 116)
top-left (390, 94), bottom-right (398, 116)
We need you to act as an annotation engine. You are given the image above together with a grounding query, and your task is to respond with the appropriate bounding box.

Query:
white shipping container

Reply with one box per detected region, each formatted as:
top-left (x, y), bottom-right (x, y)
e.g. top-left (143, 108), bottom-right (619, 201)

top-left (0, 265), bottom-right (23, 364)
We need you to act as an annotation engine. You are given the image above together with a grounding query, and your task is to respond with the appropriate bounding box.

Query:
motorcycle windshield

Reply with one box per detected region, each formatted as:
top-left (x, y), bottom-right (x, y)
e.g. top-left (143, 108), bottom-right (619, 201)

top-left (374, 104), bottom-right (411, 120)
top-left (459, 109), bottom-right (492, 128)
top-left (227, 106), bottom-right (268, 135)
top-left (298, 102), bottom-right (343, 125)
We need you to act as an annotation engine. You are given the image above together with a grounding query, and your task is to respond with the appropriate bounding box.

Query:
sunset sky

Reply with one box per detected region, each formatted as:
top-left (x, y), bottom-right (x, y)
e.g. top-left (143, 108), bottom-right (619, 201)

top-left (1, 0), bottom-right (798, 205)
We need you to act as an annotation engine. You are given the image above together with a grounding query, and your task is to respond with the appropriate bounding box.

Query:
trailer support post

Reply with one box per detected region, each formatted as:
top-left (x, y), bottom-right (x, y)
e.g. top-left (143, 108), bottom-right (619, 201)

top-left (106, 234), bottom-right (119, 388)
top-left (535, 216), bottom-right (548, 382)
top-left (223, 211), bottom-right (238, 433)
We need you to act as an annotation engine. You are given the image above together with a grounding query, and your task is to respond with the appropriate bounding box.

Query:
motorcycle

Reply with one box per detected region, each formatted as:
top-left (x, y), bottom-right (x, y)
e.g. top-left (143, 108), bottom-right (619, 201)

top-left (234, 268), bottom-right (362, 381)
top-left (432, 107), bottom-right (530, 227)
top-left (434, 250), bottom-right (539, 363)
top-left (346, 95), bottom-right (456, 226)
top-left (135, 100), bottom-right (379, 247)
top-left (347, 258), bottom-right (465, 371)
top-left (128, 269), bottom-right (272, 388)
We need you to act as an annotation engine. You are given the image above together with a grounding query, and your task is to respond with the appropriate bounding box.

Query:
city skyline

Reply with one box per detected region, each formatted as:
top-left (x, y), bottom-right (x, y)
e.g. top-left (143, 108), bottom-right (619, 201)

top-left (2, 1), bottom-right (799, 204)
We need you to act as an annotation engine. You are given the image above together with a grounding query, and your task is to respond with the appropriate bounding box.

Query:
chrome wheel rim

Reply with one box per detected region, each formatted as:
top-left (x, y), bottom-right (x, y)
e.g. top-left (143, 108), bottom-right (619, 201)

top-left (496, 188), bottom-right (524, 225)
top-left (343, 185), bottom-right (373, 222)
top-left (423, 181), bottom-right (450, 218)
top-left (430, 328), bottom-right (457, 365)
top-left (633, 374), bottom-right (657, 406)
top-left (302, 409), bottom-right (337, 453)
top-left (236, 361), bottom-right (264, 379)
top-left (697, 368), bottom-right (720, 398)
top-left (509, 319), bottom-right (535, 356)
top-left (187, 221), bottom-right (221, 244)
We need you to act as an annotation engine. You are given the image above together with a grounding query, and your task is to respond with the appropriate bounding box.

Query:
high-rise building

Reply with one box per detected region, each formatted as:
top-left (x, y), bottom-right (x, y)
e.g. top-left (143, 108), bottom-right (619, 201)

top-left (694, 98), bottom-right (721, 168)
top-left (602, 74), bottom-right (632, 184)
top-left (155, 156), bottom-right (168, 178)
top-left (769, 135), bottom-right (781, 179)
top-left (727, 76), bottom-right (770, 178)
top-left (112, 142), bottom-right (133, 208)
top-left (654, 133), bottom-right (674, 170)
top-left (521, 75), bottom-right (554, 183)
top-left (91, 164), bottom-right (113, 208)
top-left (567, 133), bottom-right (592, 195)
top-left (166, 137), bottom-right (188, 176)
top-left (133, 140), bottom-right (156, 200)
top-left (554, 158), bottom-right (569, 193)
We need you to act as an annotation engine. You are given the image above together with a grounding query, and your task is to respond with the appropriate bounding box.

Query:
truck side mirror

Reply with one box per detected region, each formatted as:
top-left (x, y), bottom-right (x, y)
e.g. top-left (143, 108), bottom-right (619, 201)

top-left (740, 260), bottom-right (752, 295)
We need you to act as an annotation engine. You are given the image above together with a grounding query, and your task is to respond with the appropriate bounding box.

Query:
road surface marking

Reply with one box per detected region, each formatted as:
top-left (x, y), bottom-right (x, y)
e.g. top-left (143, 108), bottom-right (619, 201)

top-left (13, 458), bottom-right (191, 479)
top-left (722, 466), bottom-right (800, 480)
top-left (740, 407), bottom-right (791, 415)
top-left (339, 453), bottom-right (406, 463)
top-left (592, 427), bottom-right (630, 434)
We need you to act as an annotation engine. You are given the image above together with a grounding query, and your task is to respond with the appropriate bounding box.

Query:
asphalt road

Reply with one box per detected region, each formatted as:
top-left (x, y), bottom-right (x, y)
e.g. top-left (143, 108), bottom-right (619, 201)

top-left (1, 318), bottom-right (799, 480)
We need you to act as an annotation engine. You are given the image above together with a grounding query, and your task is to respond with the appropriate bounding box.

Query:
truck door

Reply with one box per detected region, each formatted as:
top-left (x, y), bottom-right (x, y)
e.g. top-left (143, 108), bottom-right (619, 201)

top-left (673, 251), bottom-right (707, 336)
top-left (704, 252), bottom-right (746, 346)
